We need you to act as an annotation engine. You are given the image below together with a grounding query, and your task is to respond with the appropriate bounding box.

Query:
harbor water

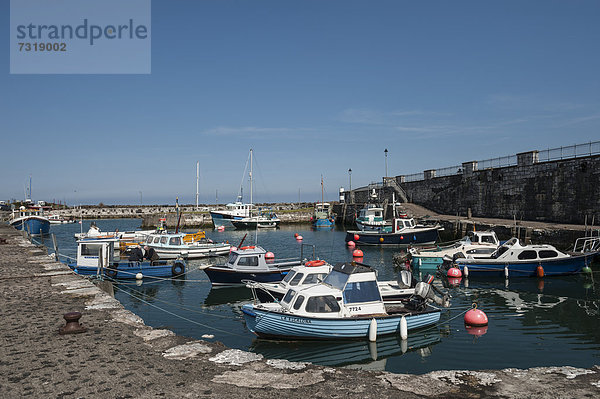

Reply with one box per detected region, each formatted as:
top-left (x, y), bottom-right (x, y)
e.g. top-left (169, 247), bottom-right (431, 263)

top-left (45, 219), bottom-right (600, 374)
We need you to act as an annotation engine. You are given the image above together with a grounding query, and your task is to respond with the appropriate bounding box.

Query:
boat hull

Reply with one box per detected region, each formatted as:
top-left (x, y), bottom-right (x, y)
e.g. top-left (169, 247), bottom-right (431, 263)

top-left (312, 218), bottom-right (334, 228)
top-left (151, 244), bottom-right (231, 260)
top-left (210, 211), bottom-right (240, 228)
top-left (242, 305), bottom-right (441, 340)
top-left (456, 254), bottom-right (595, 277)
top-left (231, 220), bottom-right (280, 229)
top-left (68, 260), bottom-right (185, 279)
top-left (10, 216), bottom-right (50, 236)
top-left (346, 228), bottom-right (439, 246)
top-left (204, 267), bottom-right (291, 286)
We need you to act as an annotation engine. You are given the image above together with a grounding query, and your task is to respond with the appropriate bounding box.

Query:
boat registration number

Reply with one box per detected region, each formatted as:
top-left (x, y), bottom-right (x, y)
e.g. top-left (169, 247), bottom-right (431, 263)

top-left (348, 306), bottom-right (362, 312)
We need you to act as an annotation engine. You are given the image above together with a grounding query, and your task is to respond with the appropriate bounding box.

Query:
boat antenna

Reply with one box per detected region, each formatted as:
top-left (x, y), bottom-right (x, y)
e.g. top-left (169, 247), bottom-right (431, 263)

top-left (237, 233), bottom-right (247, 249)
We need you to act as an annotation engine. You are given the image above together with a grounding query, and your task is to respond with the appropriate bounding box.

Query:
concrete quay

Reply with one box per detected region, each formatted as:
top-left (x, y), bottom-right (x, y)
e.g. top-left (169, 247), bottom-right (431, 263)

top-left (1, 224), bottom-right (600, 398)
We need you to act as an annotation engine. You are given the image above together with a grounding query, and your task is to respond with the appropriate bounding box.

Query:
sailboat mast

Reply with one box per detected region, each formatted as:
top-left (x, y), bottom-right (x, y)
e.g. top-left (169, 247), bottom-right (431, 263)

top-left (321, 175), bottom-right (324, 206)
top-left (196, 161), bottom-right (199, 210)
top-left (249, 149), bottom-right (253, 209)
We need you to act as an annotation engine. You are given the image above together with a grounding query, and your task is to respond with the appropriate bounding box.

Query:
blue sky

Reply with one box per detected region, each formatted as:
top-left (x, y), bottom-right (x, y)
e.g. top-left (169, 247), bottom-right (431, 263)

top-left (2, 0), bottom-right (599, 205)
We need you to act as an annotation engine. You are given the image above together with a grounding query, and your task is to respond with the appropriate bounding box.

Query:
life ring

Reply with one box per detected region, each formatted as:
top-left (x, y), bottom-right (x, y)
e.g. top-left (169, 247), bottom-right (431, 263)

top-left (240, 246), bottom-right (255, 250)
top-left (306, 260), bottom-right (326, 267)
top-left (171, 261), bottom-right (185, 276)
top-left (105, 266), bottom-right (118, 278)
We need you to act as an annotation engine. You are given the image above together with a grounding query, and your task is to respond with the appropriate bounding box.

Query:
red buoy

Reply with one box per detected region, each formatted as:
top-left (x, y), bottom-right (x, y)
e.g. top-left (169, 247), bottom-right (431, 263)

top-left (294, 233), bottom-right (299, 238)
top-left (296, 235), bottom-right (303, 241)
top-left (447, 267), bottom-right (462, 278)
top-left (229, 246), bottom-right (237, 253)
top-left (265, 251), bottom-right (274, 259)
top-left (352, 249), bottom-right (363, 257)
top-left (536, 265), bottom-right (544, 278)
top-left (354, 234), bottom-right (360, 241)
top-left (347, 240), bottom-right (356, 247)
top-left (464, 308), bottom-right (489, 327)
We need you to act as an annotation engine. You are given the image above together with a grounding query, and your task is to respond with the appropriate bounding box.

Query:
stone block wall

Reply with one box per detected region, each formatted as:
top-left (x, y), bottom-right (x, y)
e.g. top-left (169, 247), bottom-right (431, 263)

top-left (399, 155), bottom-right (599, 224)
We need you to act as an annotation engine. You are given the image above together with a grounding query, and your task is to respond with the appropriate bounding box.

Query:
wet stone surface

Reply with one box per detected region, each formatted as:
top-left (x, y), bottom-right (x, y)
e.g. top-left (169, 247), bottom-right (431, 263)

top-left (1, 225), bottom-right (599, 398)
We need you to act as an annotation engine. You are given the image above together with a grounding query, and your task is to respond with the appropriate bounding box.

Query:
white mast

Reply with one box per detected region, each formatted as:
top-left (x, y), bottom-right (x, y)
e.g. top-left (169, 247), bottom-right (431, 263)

top-left (196, 161), bottom-right (199, 210)
top-left (249, 149), bottom-right (253, 210)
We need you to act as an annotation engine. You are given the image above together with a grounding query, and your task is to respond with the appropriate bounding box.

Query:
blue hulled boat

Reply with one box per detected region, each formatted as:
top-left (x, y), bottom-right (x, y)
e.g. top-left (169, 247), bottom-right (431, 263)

top-left (68, 239), bottom-right (186, 279)
top-left (242, 262), bottom-right (445, 340)
top-left (453, 237), bottom-right (600, 278)
top-left (346, 214), bottom-right (442, 246)
top-left (311, 202), bottom-right (335, 229)
top-left (202, 245), bottom-right (302, 286)
top-left (9, 207), bottom-right (50, 236)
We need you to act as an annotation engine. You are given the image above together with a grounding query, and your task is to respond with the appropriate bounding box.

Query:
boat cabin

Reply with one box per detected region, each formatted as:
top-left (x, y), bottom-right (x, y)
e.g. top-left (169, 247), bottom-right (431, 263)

top-left (467, 231), bottom-right (500, 246)
top-left (313, 202), bottom-right (331, 219)
top-left (225, 201), bottom-right (253, 216)
top-left (278, 263), bottom-right (331, 289)
top-left (393, 217), bottom-right (416, 232)
top-left (357, 204), bottom-right (384, 222)
top-left (489, 238), bottom-right (568, 261)
top-left (278, 262), bottom-right (385, 318)
top-left (75, 240), bottom-right (117, 268)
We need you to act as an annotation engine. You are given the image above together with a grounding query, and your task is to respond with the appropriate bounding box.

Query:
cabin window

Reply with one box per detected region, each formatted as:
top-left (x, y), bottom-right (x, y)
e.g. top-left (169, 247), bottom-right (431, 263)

top-left (169, 237), bottom-right (182, 246)
top-left (517, 250), bottom-right (538, 260)
top-left (289, 273), bottom-right (304, 286)
top-left (538, 250), bottom-right (559, 259)
top-left (282, 270), bottom-right (296, 283)
top-left (343, 281), bottom-right (381, 304)
top-left (228, 253), bottom-right (239, 265)
top-left (306, 295), bottom-right (340, 313)
top-left (282, 290), bottom-right (295, 304)
top-left (153, 236), bottom-right (161, 244)
top-left (237, 256), bottom-right (259, 267)
top-left (323, 270), bottom-right (349, 290)
top-left (159, 236), bottom-right (167, 244)
top-left (480, 235), bottom-right (497, 244)
top-left (81, 244), bottom-right (102, 256)
top-left (293, 295), bottom-right (305, 310)
top-left (146, 236), bottom-right (153, 244)
top-left (375, 211), bottom-right (382, 217)
top-left (303, 273), bottom-right (326, 285)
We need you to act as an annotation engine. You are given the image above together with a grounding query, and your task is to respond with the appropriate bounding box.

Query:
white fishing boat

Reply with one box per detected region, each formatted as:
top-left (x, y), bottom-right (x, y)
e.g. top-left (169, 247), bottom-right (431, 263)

top-left (409, 231), bottom-right (500, 272)
top-left (243, 262), bottom-right (447, 340)
top-left (144, 231), bottom-right (231, 260)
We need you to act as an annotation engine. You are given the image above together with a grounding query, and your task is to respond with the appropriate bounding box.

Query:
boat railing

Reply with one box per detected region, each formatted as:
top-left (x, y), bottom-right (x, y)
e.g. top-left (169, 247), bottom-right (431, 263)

top-left (244, 279), bottom-right (279, 304)
top-left (572, 237), bottom-right (600, 254)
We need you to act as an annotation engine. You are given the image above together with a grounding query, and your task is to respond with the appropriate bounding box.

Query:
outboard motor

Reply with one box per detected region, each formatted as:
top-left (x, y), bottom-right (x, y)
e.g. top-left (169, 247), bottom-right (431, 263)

top-left (414, 281), bottom-right (450, 308)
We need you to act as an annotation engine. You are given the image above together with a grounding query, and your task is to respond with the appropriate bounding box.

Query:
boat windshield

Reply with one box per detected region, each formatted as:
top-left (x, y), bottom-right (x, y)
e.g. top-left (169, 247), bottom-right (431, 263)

top-left (343, 281), bottom-right (381, 304)
top-left (323, 270), bottom-right (349, 290)
top-left (227, 252), bottom-right (238, 265)
top-left (282, 270), bottom-right (296, 283)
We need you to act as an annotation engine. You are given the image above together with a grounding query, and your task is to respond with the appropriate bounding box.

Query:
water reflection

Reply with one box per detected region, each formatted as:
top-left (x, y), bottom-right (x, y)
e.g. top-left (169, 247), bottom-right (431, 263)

top-left (249, 330), bottom-right (442, 369)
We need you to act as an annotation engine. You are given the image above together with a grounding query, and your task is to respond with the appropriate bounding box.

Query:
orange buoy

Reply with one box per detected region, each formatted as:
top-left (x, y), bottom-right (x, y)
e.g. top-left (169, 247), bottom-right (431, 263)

top-left (217, 226), bottom-right (225, 231)
top-left (294, 233), bottom-right (299, 238)
top-left (536, 265), bottom-right (544, 277)
top-left (306, 260), bottom-right (326, 267)
top-left (464, 308), bottom-right (489, 327)
top-left (353, 249), bottom-right (363, 257)
top-left (379, 237), bottom-right (384, 243)
top-left (265, 251), bottom-right (274, 259)
top-left (296, 235), bottom-right (303, 241)
top-left (354, 234), bottom-right (360, 241)
top-left (447, 267), bottom-right (462, 278)
top-left (347, 240), bottom-right (356, 247)
top-left (229, 246), bottom-right (237, 253)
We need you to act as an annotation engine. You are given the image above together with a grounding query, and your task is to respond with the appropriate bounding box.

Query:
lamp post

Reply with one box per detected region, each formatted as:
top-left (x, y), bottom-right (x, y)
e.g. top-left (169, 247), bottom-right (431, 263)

top-left (348, 168), bottom-right (352, 203)
top-left (384, 148), bottom-right (388, 179)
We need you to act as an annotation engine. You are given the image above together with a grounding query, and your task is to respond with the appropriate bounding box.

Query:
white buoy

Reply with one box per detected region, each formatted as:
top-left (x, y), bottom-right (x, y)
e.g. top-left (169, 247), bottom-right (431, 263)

top-left (368, 318), bottom-right (377, 342)
top-left (136, 272), bottom-right (143, 280)
top-left (401, 338), bottom-right (408, 354)
top-left (400, 316), bottom-right (408, 340)
top-left (504, 265), bottom-right (509, 279)
top-left (368, 341), bottom-right (378, 360)
top-left (463, 265), bottom-right (469, 277)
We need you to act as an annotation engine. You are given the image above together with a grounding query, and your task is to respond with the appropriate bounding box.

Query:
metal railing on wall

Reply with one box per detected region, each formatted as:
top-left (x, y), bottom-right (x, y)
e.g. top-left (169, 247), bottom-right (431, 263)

top-left (399, 140), bottom-right (599, 183)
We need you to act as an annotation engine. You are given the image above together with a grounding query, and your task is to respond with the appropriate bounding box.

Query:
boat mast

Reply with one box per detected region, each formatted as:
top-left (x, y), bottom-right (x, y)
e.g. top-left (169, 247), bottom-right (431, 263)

top-left (249, 149), bottom-right (253, 211)
top-left (196, 161), bottom-right (199, 210)
top-left (321, 175), bottom-right (324, 208)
